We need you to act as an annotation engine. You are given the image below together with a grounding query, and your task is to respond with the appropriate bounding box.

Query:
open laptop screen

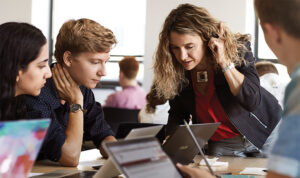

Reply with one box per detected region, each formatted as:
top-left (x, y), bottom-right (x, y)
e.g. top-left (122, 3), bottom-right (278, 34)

top-left (103, 137), bottom-right (182, 178)
top-left (0, 119), bottom-right (50, 178)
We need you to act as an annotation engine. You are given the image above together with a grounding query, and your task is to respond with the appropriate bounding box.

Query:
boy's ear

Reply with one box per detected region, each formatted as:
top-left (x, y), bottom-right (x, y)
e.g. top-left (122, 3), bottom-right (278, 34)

top-left (262, 23), bottom-right (282, 44)
top-left (63, 51), bottom-right (72, 67)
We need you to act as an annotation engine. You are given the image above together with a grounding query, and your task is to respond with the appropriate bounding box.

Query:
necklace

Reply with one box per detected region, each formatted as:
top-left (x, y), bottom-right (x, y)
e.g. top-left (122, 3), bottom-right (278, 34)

top-left (196, 71), bottom-right (208, 83)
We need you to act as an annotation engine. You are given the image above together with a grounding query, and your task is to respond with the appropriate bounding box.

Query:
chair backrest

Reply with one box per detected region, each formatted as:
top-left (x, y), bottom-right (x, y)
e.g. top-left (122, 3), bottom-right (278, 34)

top-left (103, 107), bottom-right (140, 134)
top-left (116, 123), bottom-right (166, 143)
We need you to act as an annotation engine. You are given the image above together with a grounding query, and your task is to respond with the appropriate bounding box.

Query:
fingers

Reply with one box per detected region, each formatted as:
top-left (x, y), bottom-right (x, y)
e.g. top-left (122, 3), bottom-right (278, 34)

top-left (177, 163), bottom-right (216, 178)
top-left (61, 65), bottom-right (75, 85)
top-left (52, 64), bottom-right (67, 99)
top-left (177, 163), bottom-right (196, 177)
top-left (52, 64), bottom-right (65, 89)
top-left (208, 39), bottom-right (218, 57)
top-left (54, 64), bottom-right (72, 87)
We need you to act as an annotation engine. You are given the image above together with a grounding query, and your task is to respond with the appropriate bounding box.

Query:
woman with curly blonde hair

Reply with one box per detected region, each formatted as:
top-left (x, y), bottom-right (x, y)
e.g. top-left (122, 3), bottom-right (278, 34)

top-left (150, 4), bottom-right (281, 157)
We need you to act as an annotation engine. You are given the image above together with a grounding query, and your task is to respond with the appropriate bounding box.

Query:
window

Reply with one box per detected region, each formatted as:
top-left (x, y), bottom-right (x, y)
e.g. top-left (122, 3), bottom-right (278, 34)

top-left (52, 0), bottom-right (146, 57)
top-left (257, 25), bottom-right (277, 60)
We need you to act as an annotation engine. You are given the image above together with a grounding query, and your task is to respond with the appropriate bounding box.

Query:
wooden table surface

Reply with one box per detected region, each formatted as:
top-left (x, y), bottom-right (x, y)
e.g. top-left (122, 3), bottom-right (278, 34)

top-left (31, 149), bottom-right (267, 177)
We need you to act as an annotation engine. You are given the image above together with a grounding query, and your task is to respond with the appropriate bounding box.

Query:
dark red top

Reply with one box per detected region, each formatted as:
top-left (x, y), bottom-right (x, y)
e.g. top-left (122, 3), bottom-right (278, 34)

top-left (192, 72), bottom-right (239, 141)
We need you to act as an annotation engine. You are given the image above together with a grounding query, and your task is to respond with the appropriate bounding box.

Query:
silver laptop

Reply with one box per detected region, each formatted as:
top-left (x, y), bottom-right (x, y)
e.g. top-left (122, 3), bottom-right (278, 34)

top-left (93, 125), bottom-right (164, 178)
top-left (102, 137), bottom-right (182, 178)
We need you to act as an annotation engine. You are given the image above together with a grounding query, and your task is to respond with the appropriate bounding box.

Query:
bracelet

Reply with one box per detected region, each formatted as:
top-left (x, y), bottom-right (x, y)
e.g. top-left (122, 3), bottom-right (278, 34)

top-left (222, 62), bottom-right (235, 73)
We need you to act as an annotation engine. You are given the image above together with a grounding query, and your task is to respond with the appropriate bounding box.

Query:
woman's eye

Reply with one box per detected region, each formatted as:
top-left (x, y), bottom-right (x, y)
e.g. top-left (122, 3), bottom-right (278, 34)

top-left (186, 45), bottom-right (194, 49)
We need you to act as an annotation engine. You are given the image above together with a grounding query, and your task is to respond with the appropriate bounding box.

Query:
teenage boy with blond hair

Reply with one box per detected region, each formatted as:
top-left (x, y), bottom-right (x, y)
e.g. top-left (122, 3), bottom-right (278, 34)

top-left (25, 18), bottom-right (117, 167)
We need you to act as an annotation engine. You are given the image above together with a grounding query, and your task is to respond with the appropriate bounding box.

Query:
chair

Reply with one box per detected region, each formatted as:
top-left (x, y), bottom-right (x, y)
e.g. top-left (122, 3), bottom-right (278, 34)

top-left (103, 107), bottom-right (140, 134)
top-left (116, 123), bottom-right (166, 143)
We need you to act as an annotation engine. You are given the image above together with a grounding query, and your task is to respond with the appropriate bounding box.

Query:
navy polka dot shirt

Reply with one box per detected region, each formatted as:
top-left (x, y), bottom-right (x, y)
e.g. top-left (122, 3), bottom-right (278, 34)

top-left (24, 78), bottom-right (114, 162)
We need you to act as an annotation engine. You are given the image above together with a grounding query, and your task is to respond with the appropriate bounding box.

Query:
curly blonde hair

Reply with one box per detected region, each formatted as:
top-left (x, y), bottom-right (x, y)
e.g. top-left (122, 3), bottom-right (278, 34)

top-left (152, 3), bottom-right (250, 101)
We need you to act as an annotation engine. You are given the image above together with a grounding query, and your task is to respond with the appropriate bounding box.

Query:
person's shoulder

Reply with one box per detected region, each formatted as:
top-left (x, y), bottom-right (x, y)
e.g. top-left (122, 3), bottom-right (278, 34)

top-left (107, 92), bottom-right (118, 99)
top-left (103, 91), bottom-right (121, 107)
top-left (135, 85), bottom-right (147, 95)
top-left (105, 92), bottom-right (121, 103)
top-left (284, 76), bottom-right (300, 114)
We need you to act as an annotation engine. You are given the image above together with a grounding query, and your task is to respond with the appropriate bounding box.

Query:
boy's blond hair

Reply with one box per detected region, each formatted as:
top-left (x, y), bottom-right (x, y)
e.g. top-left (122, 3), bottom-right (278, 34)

top-left (54, 18), bottom-right (117, 63)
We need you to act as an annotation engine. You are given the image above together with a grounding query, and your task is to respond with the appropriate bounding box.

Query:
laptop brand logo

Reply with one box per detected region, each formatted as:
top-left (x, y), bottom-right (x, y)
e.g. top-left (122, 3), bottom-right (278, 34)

top-left (179, 145), bottom-right (189, 150)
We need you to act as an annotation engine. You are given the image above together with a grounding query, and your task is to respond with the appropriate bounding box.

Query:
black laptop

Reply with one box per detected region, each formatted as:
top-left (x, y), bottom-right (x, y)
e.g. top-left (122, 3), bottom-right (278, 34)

top-left (162, 123), bottom-right (220, 164)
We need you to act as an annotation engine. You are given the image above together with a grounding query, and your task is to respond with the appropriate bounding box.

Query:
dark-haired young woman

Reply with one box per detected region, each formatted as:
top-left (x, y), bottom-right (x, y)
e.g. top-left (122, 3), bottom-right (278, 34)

top-left (0, 22), bottom-right (52, 121)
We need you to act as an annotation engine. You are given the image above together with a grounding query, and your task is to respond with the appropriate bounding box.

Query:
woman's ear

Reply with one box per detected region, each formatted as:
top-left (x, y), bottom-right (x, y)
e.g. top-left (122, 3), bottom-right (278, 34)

top-left (63, 51), bottom-right (72, 67)
top-left (16, 69), bottom-right (23, 82)
top-left (16, 74), bottom-right (20, 83)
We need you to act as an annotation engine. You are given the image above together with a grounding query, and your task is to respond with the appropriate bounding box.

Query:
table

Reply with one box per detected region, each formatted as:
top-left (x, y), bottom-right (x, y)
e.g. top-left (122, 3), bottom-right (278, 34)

top-left (31, 149), bottom-right (267, 177)
top-left (31, 149), bottom-right (105, 177)
top-left (193, 155), bottom-right (267, 177)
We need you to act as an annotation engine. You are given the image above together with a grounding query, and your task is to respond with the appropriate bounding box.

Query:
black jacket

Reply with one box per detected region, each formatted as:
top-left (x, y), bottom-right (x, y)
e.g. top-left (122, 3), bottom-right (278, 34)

top-left (167, 45), bottom-right (281, 149)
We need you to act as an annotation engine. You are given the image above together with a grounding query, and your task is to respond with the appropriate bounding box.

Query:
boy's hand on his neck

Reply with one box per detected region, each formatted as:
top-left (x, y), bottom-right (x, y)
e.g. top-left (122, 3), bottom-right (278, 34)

top-left (52, 63), bottom-right (83, 106)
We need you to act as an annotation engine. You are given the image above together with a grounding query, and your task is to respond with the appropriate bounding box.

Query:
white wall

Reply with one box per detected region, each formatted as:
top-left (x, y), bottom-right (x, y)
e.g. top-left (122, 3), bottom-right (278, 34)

top-left (0, 0), bottom-right (32, 24)
top-left (143, 0), bottom-right (250, 92)
top-left (0, 0), bottom-right (50, 43)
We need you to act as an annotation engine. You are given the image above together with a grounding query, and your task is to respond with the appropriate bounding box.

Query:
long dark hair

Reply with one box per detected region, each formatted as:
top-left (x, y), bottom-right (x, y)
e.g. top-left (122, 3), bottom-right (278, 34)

top-left (0, 22), bottom-right (46, 121)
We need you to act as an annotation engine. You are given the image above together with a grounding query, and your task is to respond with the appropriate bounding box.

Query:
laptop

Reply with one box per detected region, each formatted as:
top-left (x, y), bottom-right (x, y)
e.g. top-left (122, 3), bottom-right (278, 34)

top-left (124, 125), bottom-right (163, 140)
top-left (163, 123), bottom-right (220, 164)
top-left (115, 123), bottom-right (166, 143)
top-left (101, 137), bottom-right (183, 178)
top-left (92, 125), bottom-right (164, 178)
top-left (0, 119), bottom-right (50, 178)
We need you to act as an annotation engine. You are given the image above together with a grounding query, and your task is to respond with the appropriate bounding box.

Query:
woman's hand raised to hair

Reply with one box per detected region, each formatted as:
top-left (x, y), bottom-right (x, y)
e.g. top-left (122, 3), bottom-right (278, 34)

top-left (52, 64), bottom-right (83, 105)
top-left (208, 23), bottom-right (231, 69)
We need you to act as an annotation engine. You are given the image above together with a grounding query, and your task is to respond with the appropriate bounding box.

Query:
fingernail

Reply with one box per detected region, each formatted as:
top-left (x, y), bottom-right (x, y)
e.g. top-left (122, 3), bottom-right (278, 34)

top-left (176, 163), bottom-right (182, 167)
